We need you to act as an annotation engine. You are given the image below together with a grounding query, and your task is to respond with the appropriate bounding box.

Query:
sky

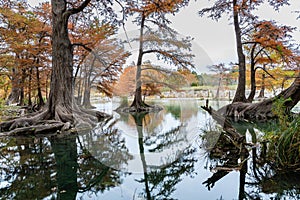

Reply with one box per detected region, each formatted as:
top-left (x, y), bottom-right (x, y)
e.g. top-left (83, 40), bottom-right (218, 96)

top-left (28, 0), bottom-right (299, 73)
top-left (168, 0), bottom-right (300, 72)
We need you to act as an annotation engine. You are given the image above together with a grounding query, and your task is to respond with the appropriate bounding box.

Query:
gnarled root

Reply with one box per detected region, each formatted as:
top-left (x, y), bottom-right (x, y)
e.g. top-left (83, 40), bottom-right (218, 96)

top-left (218, 100), bottom-right (275, 122)
top-left (0, 105), bottom-right (110, 136)
top-left (0, 121), bottom-right (65, 136)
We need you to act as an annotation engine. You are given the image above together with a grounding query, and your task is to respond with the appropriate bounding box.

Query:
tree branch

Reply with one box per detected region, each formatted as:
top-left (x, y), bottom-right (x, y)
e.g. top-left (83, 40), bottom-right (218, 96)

top-left (254, 66), bottom-right (275, 79)
top-left (72, 43), bottom-right (107, 67)
top-left (242, 41), bottom-right (260, 45)
top-left (261, 49), bottom-right (275, 64)
top-left (66, 0), bottom-right (92, 16)
top-left (142, 49), bottom-right (194, 68)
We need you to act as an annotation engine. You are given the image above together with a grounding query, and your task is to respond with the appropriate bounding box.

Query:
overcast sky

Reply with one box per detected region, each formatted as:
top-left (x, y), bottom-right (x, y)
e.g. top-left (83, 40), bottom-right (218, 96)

top-left (168, 0), bottom-right (300, 72)
top-left (29, 0), bottom-right (299, 72)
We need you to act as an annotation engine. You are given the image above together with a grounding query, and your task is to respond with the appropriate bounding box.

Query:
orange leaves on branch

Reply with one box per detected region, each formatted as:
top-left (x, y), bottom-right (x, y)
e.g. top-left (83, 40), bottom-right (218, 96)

top-left (113, 66), bottom-right (136, 96)
top-left (143, 0), bottom-right (189, 16)
top-left (128, 0), bottom-right (189, 16)
top-left (245, 20), bottom-right (298, 68)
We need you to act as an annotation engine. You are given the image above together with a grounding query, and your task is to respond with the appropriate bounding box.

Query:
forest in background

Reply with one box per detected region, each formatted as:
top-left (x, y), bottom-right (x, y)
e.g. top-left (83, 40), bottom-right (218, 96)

top-left (0, 0), bottom-right (298, 134)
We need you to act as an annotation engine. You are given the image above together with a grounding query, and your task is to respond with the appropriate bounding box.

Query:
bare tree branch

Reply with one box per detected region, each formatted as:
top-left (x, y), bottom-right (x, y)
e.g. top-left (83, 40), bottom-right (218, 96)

top-left (72, 43), bottom-right (107, 67)
top-left (66, 0), bottom-right (92, 16)
top-left (142, 49), bottom-right (194, 68)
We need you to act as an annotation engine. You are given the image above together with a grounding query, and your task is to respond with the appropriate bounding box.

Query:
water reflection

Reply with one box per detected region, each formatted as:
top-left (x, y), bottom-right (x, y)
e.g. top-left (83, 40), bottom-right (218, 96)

top-left (130, 112), bottom-right (197, 199)
top-left (202, 118), bottom-right (300, 200)
top-left (0, 137), bottom-right (55, 199)
top-left (202, 132), bottom-right (248, 199)
top-left (0, 99), bottom-right (299, 199)
top-left (0, 117), bottom-right (131, 200)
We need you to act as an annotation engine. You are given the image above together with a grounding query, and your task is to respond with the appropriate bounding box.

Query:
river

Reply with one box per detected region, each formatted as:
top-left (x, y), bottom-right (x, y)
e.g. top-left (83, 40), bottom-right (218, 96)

top-left (0, 99), bottom-right (299, 199)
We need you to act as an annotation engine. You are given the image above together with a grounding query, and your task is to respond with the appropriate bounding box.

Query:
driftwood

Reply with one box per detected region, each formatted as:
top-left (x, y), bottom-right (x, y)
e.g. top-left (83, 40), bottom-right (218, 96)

top-left (201, 104), bottom-right (245, 144)
top-left (202, 125), bottom-right (249, 191)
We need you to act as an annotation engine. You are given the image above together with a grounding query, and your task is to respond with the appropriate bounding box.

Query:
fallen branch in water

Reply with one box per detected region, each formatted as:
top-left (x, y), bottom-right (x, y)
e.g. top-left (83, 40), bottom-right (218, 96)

top-left (201, 102), bottom-right (245, 145)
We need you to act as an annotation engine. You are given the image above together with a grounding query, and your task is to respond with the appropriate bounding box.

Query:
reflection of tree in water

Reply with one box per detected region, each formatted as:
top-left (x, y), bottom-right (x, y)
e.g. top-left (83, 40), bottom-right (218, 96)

top-left (237, 122), bottom-right (300, 200)
top-left (202, 120), bottom-right (300, 200)
top-left (77, 117), bottom-right (133, 172)
top-left (76, 118), bottom-right (133, 193)
top-left (164, 100), bottom-right (199, 122)
top-left (0, 118), bottom-right (132, 199)
top-left (0, 137), bottom-right (55, 200)
top-left (164, 104), bottom-right (181, 119)
top-left (202, 132), bottom-right (248, 200)
top-left (51, 136), bottom-right (78, 200)
top-left (132, 113), bottom-right (197, 200)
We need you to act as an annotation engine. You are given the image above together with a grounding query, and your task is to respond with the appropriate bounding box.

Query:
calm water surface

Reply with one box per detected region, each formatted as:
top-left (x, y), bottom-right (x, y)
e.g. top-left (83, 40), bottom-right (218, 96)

top-left (0, 99), bottom-right (299, 200)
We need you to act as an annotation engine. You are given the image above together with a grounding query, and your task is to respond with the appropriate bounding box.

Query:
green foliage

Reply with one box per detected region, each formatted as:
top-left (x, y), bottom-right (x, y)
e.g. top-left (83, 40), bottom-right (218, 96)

top-left (265, 97), bottom-right (300, 169)
top-left (275, 116), bottom-right (300, 168)
top-left (271, 97), bottom-right (292, 128)
top-left (190, 82), bottom-right (199, 87)
top-left (0, 98), bottom-right (4, 109)
top-left (0, 98), bottom-right (5, 122)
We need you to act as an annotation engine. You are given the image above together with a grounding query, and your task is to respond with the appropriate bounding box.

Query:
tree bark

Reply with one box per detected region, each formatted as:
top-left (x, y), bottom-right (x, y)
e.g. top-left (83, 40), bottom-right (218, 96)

top-left (130, 13), bottom-right (149, 111)
top-left (6, 68), bottom-right (20, 105)
top-left (82, 57), bottom-right (96, 109)
top-left (258, 73), bottom-right (265, 98)
top-left (76, 68), bottom-right (83, 105)
top-left (36, 66), bottom-right (45, 107)
top-left (219, 76), bottom-right (300, 121)
top-left (47, 0), bottom-right (74, 119)
top-left (82, 86), bottom-right (94, 109)
top-left (232, 0), bottom-right (247, 103)
top-left (19, 69), bottom-right (26, 106)
top-left (247, 44), bottom-right (257, 102)
top-left (247, 65), bottom-right (255, 102)
top-left (28, 68), bottom-right (33, 106)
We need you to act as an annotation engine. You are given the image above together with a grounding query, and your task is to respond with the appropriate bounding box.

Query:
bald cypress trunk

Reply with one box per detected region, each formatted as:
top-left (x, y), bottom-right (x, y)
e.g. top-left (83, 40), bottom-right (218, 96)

top-left (232, 0), bottom-right (247, 103)
top-left (47, 0), bottom-right (74, 120)
top-left (6, 68), bottom-right (20, 105)
top-left (0, 0), bottom-right (108, 134)
top-left (130, 13), bottom-right (149, 111)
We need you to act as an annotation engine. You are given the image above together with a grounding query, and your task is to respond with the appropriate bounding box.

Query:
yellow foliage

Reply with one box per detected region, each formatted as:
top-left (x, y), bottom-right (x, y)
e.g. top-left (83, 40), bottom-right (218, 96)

top-left (246, 66), bottom-right (296, 91)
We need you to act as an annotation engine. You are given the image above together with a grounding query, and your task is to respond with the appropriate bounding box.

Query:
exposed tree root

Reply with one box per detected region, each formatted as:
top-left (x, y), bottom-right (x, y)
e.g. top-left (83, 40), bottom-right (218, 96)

top-left (0, 121), bottom-right (65, 136)
top-left (122, 96), bottom-right (164, 113)
top-left (0, 104), bottom-right (110, 136)
top-left (218, 100), bottom-right (275, 121)
top-left (218, 77), bottom-right (300, 122)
